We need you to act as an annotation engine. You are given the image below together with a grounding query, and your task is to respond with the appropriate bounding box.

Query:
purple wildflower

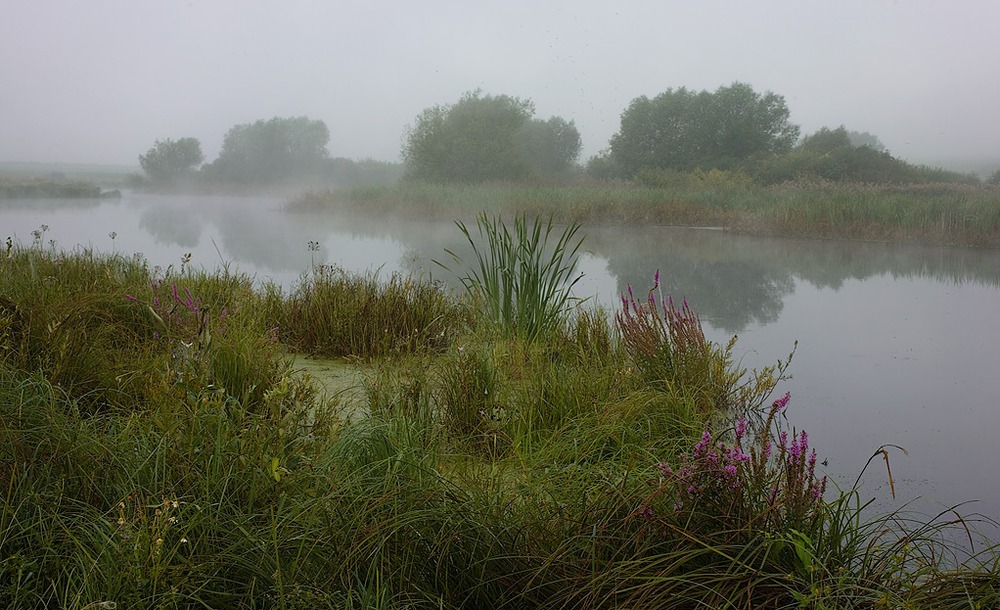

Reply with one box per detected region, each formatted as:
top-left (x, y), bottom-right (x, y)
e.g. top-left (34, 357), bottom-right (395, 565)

top-left (124, 294), bottom-right (138, 303)
top-left (772, 391), bottom-right (791, 412)
top-left (735, 417), bottom-right (747, 441)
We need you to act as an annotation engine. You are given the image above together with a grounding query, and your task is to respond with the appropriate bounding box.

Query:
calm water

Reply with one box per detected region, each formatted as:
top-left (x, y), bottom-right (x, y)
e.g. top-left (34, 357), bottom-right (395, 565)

top-left (4, 192), bottom-right (1000, 524)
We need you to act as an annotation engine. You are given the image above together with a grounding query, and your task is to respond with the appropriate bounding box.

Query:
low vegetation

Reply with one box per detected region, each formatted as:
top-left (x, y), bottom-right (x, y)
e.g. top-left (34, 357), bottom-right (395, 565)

top-left (2, 220), bottom-right (997, 608)
top-left (294, 175), bottom-right (1000, 248)
top-left (0, 173), bottom-right (114, 199)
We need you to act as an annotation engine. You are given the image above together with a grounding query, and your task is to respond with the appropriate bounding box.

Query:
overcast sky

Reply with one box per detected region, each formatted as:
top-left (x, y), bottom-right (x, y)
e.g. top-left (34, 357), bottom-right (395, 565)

top-left (2, 0), bottom-right (998, 171)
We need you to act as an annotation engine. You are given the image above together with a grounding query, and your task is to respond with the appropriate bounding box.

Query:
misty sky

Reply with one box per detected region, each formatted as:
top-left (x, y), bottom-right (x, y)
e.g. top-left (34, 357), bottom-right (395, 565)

top-left (2, 1), bottom-right (998, 170)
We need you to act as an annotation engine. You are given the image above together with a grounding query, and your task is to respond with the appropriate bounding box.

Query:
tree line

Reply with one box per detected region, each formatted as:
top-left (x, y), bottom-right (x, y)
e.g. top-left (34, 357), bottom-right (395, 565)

top-left (134, 117), bottom-right (402, 190)
top-left (137, 82), bottom-right (992, 189)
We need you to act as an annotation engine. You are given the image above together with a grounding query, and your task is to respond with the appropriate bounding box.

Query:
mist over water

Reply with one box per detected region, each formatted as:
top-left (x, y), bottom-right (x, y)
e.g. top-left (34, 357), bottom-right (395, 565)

top-left (4, 192), bottom-right (1000, 521)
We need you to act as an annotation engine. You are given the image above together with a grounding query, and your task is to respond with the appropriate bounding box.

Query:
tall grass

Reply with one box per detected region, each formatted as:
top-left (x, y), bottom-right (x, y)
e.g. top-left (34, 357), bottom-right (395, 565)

top-left (280, 264), bottom-right (464, 359)
top-left (295, 177), bottom-right (1000, 247)
top-left (440, 213), bottom-right (584, 342)
top-left (1, 239), bottom-right (997, 608)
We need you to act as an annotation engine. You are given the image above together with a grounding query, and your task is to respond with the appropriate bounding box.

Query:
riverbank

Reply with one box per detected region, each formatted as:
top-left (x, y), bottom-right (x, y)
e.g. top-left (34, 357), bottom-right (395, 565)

top-left (0, 173), bottom-right (120, 199)
top-left (292, 176), bottom-right (1000, 249)
top-left (2, 233), bottom-right (997, 608)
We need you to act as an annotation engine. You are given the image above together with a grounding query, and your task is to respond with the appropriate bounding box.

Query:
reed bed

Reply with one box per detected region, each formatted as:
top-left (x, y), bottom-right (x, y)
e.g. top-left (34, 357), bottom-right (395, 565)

top-left (293, 176), bottom-right (1000, 248)
top-left (0, 174), bottom-right (106, 199)
top-left (1, 230), bottom-right (997, 609)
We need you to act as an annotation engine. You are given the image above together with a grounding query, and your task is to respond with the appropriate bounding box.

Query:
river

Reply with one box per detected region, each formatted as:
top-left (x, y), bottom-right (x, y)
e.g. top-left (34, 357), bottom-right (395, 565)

top-left (3, 191), bottom-right (999, 525)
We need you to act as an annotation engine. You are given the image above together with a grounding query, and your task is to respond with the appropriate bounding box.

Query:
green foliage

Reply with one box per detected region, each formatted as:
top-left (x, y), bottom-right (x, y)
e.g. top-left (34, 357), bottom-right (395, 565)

top-left (402, 90), bottom-right (582, 183)
top-left (515, 115), bottom-right (582, 177)
top-left (281, 264), bottom-right (462, 359)
top-left (322, 157), bottom-right (405, 188)
top-left (138, 137), bottom-right (204, 186)
top-left (442, 213), bottom-right (585, 343)
top-left (606, 82), bottom-right (799, 177)
top-left (2, 238), bottom-right (997, 609)
top-left (754, 126), bottom-right (982, 185)
top-left (0, 174), bottom-right (103, 199)
top-left (205, 116), bottom-right (330, 185)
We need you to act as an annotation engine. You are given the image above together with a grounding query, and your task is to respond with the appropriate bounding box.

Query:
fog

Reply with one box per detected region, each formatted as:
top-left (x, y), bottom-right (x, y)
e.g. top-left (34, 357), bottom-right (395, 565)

top-left (2, 0), bottom-right (999, 172)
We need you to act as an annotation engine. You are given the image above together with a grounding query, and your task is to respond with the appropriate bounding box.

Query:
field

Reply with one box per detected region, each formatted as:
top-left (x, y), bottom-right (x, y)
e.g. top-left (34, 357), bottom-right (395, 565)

top-left (2, 218), bottom-right (997, 609)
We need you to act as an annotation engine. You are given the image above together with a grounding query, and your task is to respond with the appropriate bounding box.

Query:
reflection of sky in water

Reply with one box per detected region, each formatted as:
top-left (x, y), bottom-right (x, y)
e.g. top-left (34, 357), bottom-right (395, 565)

top-left (3, 193), bottom-right (1000, 526)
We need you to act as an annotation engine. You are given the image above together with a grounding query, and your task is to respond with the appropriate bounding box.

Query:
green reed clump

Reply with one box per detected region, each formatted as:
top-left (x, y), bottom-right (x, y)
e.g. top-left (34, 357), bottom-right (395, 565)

top-left (441, 213), bottom-right (585, 343)
top-left (282, 264), bottom-right (463, 359)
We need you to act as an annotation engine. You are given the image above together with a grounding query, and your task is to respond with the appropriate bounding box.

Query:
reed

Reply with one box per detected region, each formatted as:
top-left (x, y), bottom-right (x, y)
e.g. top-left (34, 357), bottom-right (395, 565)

top-left (281, 263), bottom-right (463, 359)
top-left (295, 177), bottom-right (1000, 247)
top-left (440, 213), bottom-right (585, 343)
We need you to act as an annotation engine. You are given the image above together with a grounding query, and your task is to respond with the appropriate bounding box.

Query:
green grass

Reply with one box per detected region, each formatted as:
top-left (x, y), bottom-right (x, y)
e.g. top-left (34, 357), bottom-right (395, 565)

top-left (292, 175), bottom-right (1000, 248)
top-left (0, 173), bottom-right (111, 199)
top-left (1, 239), bottom-right (997, 608)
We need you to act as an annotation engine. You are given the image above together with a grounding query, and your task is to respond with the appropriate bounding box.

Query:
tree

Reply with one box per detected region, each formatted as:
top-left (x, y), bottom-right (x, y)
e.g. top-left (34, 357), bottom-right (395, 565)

top-left (205, 116), bottom-right (330, 184)
top-left (798, 126), bottom-right (854, 154)
top-left (604, 82), bottom-right (799, 177)
top-left (846, 130), bottom-right (887, 152)
top-left (403, 91), bottom-right (536, 182)
top-left (516, 116), bottom-right (583, 177)
top-left (139, 137), bottom-right (204, 186)
top-left (402, 91), bottom-right (582, 183)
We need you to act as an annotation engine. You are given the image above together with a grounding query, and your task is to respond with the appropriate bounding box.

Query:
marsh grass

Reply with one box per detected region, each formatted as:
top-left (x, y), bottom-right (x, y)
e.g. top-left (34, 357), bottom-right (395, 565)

top-left (281, 263), bottom-right (464, 359)
top-left (0, 174), bottom-right (104, 199)
top-left (440, 213), bottom-right (585, 343)
top-left (1, 239), bottom-right (997, 608)
top-left (296, 177), bottom-right (1000, 247)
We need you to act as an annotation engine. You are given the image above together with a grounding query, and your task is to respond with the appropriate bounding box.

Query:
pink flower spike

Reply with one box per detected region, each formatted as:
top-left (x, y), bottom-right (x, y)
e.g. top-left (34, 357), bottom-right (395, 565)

top-left (772, 391), bottom-right (791, 412)
top-left (653, 269), bottom-right (660, 289)
top-left (124, 294), bottom-right (137, 302)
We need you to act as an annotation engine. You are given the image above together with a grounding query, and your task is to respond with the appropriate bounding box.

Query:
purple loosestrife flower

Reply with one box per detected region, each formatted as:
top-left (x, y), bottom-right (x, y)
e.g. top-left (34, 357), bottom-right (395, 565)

top-left (772, 391), bottom-right (791, 412)
top-left (657, 462), bottom-right (673, 477)
top-left (768, 486), bottom-right (779, 505)
top-left (735, 417), bottom-right (747, 441)
top-left (124, 294), bottom-right (138, 302)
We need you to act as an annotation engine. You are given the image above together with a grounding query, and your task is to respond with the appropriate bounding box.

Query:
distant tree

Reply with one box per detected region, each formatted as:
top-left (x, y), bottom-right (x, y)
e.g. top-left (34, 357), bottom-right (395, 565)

top-left (403, 90), bottom-right (536, 182)
top-left (798, 126), bottom-right (854, 154)
top-left (986, 169), bottom-right (1000, 185)
top-left (846, 130), bottom-right (887, 152)
top-left (516, 116), bottom-right (582, 177)
top-left (603, 82), bottom-right (798, 177)
top-left (799, 126), bottom-right (888, 155)
top-left (139, 137), bottom-right (204, 186)
top-left (205, 116), bottom-right (329, 184)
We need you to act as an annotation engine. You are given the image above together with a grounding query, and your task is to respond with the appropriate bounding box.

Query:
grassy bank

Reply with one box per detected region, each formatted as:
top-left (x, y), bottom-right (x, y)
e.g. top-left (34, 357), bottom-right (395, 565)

top-left (0, 174), bottom-right (118, 199)
top-left (2, 231), bottom-right (998, 608)
top-left (292, 175), bottom-right (1000, 248)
